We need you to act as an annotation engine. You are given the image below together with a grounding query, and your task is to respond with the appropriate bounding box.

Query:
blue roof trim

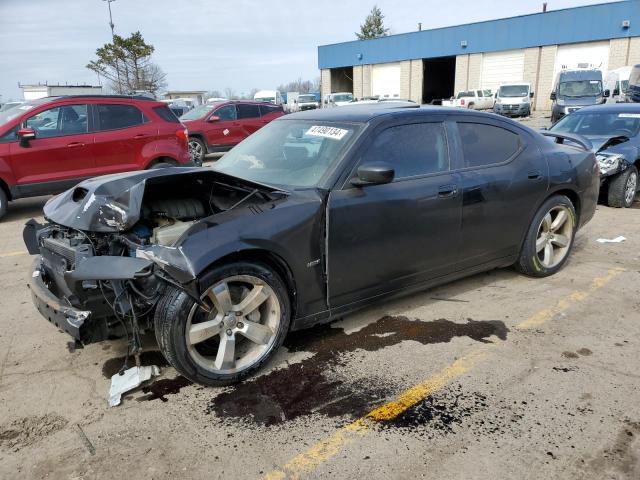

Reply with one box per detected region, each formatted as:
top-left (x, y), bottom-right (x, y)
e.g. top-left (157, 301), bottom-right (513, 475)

top-left (318, 1), bottom-right (640, 69)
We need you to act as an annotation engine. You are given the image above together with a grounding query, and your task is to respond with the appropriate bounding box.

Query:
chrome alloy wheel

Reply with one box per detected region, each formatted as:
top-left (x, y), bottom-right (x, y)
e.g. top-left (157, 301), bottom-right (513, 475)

top-left (625, 171), bottom-right (638, 206)
top-left (188, 139), bottom-right (204, 164)
top-left (185, 275), bottom-right (281, 375)
top-left (535, 205), bottom-right (574, 269)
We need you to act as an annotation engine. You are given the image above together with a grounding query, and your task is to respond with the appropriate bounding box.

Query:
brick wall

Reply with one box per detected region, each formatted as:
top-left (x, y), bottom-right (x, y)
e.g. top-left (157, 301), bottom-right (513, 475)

top-left (454, 54), bottom-right (469, 93)
top-left (362, 65), bottom-right (372, 97)
top-left (353, 65), bottom-right (363, 99)
top-left (410, 60), bottom-right (424, 103)
top-left (534, 45), bottom-right (558, 111)
top-left (320, 69), bottom-right (331, 101)
top-left (608, 38), bottom-right (630, 70)
top-left (400, 60), bottom-right (411, 100)
top-left (629, 37), bottom-right (640, 65)
top-left (467, 53), bottom-right (483, 89)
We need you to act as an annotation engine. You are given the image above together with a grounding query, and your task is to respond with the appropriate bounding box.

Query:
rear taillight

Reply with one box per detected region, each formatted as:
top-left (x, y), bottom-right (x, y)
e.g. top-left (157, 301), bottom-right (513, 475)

top-left (460, 98), bottom-right (465, 105)
top-left (176, 128), bottom-right (188, 146)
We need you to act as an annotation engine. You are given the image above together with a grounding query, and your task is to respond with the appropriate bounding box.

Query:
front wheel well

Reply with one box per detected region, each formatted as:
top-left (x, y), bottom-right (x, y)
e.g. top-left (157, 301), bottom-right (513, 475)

top-left (198, 250), bottom-right (297, 321)
top-left (146, 156), bottom-right (178, 169)
top-left (0, 178), bottom-right (10, 201)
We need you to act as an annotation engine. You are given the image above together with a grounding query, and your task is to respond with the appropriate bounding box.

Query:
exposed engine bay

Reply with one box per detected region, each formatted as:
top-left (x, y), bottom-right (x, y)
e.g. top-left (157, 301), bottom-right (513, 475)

top-left (25, 169), bottom-right (286, 368)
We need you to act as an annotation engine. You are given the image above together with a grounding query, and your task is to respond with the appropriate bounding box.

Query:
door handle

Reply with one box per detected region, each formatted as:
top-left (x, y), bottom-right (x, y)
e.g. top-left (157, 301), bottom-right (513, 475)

top-left (67, 142), bottom-right (85, 148)
top-left (133, 134), bottom-right (148, 139)
top-left (438, 184), bottom-right (458, 198)
top-left (527, 170), bottom-right (542, 180)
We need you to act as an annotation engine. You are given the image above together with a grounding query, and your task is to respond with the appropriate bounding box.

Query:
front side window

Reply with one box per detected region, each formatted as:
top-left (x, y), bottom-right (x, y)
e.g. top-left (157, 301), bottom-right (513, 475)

top-left (237, 104), bottom-right (260, 119)
top-left (214, 105), bottom-right (237, 121)
top-left (458, 123), bottom-right (520, 168)
top-left (97, 104), bottom-right (145, 130)
top-left (364, 123), bottom-right (449, 179)
top-left (25, 104), bottom-right (88, 138)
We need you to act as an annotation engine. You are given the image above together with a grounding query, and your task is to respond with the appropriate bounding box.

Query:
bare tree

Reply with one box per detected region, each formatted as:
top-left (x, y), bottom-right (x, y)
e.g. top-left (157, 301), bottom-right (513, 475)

top-left (277, 78), bottom-right (317, 94)
top-left (223, 87), bottom-right (238, 100)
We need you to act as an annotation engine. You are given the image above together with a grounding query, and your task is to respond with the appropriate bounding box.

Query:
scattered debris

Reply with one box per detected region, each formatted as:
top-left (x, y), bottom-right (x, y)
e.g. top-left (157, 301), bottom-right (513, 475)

top-left (109, 365), bottom-right (160, 407)
top-left (596, 236), bottom-right (626, 244)
top-left (0, 414), bottom-right (68, 450)
top-left (75, 424), bottom-right (95, 455)
top-left (552, 366), bottom-right (578, 372)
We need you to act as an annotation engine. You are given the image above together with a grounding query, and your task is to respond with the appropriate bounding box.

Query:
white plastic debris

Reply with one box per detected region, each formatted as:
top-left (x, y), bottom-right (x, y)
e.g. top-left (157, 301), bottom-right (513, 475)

top-left (596, 236), bottom-right (626, 244)
top-left (108, 365), bottom-right (160, 407)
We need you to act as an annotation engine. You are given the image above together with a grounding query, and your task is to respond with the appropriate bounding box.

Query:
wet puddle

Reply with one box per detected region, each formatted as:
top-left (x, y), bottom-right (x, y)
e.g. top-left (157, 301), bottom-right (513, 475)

top-left (207, 316), bottom-right (508, 425)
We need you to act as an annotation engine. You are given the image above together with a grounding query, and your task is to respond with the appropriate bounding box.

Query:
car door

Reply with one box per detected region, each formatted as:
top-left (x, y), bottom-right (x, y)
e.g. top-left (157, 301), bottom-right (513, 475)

top-left (327, 119), bottom-right (462, 310)
top-left (91, 103), bottom-right (156, 173)
top-left (9, 103), bottom-right (93, 189)
top-left (451, 117), bottom-right (549, 270)
top-left (259, 104), bottom-right (284, 126)
top-left (204, 104), bottom-right (242, 148)
top-left (236, 103), bottom-right (263, 139)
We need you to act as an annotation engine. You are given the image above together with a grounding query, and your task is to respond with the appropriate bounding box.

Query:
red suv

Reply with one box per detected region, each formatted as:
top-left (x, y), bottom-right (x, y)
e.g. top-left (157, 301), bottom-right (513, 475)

top-left (0, 95), bottom-right (192, 220)
top-left (180, 100), bottom-right (284, 165)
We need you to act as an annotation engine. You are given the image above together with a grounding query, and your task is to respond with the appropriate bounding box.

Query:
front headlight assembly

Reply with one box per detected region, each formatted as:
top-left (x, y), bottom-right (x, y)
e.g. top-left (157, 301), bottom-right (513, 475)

top-left (596, 153), bottom-right (624, 176)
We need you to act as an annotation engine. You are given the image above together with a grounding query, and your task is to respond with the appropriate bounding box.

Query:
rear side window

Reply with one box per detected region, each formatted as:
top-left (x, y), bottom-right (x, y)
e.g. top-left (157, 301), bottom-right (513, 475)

top-left (97, 104), bottom-right (146, 130)
top-left (364, 122), bottom-right (449, 179)
top-left (259, 104), bottom-right (283, 116)
top-left (237, 104), bottom-right (260, 119)
top-left (153, 105), bottom-right (180, 123)
top-left (457, 123), bottom-right (520, 168)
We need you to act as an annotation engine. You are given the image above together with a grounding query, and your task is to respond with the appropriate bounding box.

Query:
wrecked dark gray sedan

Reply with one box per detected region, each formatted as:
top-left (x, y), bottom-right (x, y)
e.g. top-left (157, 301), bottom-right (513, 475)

top-left (25, 105), bottom-right (599, 386)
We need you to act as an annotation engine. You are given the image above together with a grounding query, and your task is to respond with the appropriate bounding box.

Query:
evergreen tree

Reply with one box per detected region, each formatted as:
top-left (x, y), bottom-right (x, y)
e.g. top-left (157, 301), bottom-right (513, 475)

top-left (356, 6), bottom-right (389, 40)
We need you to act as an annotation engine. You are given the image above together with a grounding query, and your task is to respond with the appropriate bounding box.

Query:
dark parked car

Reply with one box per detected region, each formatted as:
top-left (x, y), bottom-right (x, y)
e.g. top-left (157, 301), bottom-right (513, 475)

top-left (550, 103), bottom-right (640, 207)
top-left (550, 69), bottom-right (609, 123)
top-left (25, 105), bottom-right (598, 386)
top-left (0, 95), bottom-right (192, 220)
top-left (180, 100), bottom-right (284, 166)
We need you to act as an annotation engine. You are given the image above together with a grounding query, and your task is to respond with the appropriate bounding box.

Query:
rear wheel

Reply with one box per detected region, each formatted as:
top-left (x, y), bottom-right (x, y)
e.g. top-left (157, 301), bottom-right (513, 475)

top-left (607, 166), bottom-right (637, 208)
top-left (154, 262), bottom-right (290, 386)
top-left (188, 137), bottom-right (206, 167)
top-left (0, 188), bottom-right (6, 220)
top-left (516, 195), bottom-right (576, 277)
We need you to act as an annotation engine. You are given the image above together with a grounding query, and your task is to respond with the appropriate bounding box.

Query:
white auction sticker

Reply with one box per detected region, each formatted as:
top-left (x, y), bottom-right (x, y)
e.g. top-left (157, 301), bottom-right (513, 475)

top-left (306, 125), bottom-right (348, 140)
top-left (619, 113), bottom-right (640, 118)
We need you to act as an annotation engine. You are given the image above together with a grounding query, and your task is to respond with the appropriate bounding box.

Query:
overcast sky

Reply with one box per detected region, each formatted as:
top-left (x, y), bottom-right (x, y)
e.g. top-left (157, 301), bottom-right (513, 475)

top-left (0, 0), bottom-right (621, 101)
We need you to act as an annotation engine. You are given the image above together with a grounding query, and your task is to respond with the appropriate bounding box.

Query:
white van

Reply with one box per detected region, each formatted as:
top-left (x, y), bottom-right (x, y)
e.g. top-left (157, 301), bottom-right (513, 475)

top-left (323, 92), bottom-right (354, 108)
top-left (493, 83), bottom-right (534, 117)
top-left (604, 66), bottom-right (632, 103)
top-left (254, 90), bottom-right (283, 105)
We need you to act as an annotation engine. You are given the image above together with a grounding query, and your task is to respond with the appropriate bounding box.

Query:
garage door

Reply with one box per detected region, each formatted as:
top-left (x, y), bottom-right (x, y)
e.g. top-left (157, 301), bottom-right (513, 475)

top-left (372, 62), bottom-right (401, 99)
top-left (553, 41), bottom-right (610, 79)
top-left (481, 50), bottom-right (525, 92)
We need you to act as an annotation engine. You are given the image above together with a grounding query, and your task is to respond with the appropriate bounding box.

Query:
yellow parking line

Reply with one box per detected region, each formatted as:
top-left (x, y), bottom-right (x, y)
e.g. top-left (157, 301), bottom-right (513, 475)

top-left (0, 251), bottom-right (27, 258)
top-left (262, 268), bottom-right (625, 480)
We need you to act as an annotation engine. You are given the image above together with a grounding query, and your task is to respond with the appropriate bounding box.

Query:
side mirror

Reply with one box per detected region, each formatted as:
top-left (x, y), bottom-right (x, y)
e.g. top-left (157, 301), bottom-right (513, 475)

top-left (550, 92), bottom-right (557, 100)
top-left (207, 115), bottom-right (220, 123)
top-left (294, 100), bottom-right (297, 104)
top-left (603, 89), bottom-right (610, 98)
top-left (613, 88), bottom-right (620, 96)
top-left (17, 127), bottom-right (36, 147)
top-left (351, 162), bottom-right (395, 186)
top-left (530, 91), bottom-right (535, 98)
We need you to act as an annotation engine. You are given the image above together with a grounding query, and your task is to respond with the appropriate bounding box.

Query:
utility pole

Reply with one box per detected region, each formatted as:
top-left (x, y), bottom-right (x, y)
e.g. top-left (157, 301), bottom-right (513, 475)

top-left (102, 0), bottom-right (122, 93)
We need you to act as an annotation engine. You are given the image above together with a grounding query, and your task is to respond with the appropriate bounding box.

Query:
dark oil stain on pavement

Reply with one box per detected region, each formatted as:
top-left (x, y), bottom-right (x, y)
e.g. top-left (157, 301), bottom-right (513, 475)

top-left (138, 376), bottom-right (192, 402)
top-left (207, 316), bottom-right (508, 426)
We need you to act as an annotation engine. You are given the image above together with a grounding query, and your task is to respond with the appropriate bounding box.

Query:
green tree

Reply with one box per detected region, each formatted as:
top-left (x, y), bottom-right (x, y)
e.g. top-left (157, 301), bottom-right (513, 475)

top-left (87, 31), bottom-right (166, 95)
top-left (356, 6), bottom-right (389, 40)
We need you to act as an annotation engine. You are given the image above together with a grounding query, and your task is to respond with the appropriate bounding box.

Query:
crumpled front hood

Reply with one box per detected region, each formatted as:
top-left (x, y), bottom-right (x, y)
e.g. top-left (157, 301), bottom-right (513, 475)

top-left (43, 167), bottom-right (261, 233)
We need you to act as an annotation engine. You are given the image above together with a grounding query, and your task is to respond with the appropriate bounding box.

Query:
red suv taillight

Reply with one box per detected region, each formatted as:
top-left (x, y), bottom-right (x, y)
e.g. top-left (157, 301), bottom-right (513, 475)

top-left (176, 127), bottom-right (188, 147)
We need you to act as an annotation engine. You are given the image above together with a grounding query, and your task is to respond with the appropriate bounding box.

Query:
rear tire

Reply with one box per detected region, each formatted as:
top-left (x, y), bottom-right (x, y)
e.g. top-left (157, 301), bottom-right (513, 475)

top-left (154, 261), bottom-right (291, 386)
top-left (607, 166), bottom-right (637, 208)
top-left (516, 195), bottom-right (576, 278)
top-left (0, 188), bottom-right (6, 220)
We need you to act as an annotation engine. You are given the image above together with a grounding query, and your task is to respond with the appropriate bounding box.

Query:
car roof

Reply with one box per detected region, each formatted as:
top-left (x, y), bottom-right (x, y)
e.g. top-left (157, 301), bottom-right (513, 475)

top-left (567, 103), bottom-right (640, 114)
top-left (284, 104), bottom-right (498, 123)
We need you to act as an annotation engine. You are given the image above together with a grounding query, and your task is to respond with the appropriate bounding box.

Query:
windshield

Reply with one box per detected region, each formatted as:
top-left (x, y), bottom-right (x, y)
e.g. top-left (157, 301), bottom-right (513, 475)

top-left (0, 102), bottom-right (37, 126)
top-left (621, 80), bottom-right (629, 92)
top-left (332, 94), bottom-right (353, 102)
top-left (551, 112), bottom-right (640, 137)
top-left (558, 80), bottom-right (602, 97)
top-left (298, 95), bottom-right (316, 103)
top-left (179, 105), bottom-right (214, 121)
top-left (0, 102), bottom-right (22, 113)
top-left (457, 91), bottom-right (474, 99)
top-left (498, 85), bottom-right (529, 97)
top-left (213, 120), bottom-right (361, 188)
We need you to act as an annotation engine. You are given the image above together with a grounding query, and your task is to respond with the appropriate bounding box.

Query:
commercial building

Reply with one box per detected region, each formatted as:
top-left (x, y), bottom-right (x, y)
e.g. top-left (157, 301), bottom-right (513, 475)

top-left (162, 90), bottom-right (207, 105)
top-left (317, 0), bottom-right (640, 110)
top-left (19, 83), bottom-right (102, 100)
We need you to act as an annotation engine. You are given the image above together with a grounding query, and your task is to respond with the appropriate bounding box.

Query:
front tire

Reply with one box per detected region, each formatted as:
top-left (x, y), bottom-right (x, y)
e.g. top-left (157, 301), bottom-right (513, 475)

top-left (0, 188), bottom-right (7, 221)
top-left (154, 262), bottom-right (291, 386)
top-left (607, 166), bottom-right (637, 208)
top-left (188, 137), bottom-right (206, 167)
top-left (516, 195), bottom-right (577, 277)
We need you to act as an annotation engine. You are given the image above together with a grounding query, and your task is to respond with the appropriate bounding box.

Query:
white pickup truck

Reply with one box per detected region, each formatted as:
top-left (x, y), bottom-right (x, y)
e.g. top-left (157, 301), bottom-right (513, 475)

top-left (442, 89), bottom-right (494, 110)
